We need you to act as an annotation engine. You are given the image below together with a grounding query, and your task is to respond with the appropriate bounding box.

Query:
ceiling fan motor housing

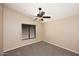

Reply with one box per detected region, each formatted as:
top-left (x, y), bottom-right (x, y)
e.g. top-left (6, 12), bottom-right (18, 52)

top-left (37, 11), bottom-right (45, 17)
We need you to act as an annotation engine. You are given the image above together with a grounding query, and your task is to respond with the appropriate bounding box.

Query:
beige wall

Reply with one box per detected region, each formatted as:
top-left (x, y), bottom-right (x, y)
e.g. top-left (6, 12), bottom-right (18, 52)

top-left (0, 4), bottom-right (3, 55)
top-left (44, 15), bottom-right (79, 54)
top-left (3, 6), bottom-right (43, 52)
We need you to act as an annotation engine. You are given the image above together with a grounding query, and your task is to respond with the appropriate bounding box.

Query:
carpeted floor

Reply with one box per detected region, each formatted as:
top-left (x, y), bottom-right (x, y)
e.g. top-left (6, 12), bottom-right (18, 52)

top-left (3, 41), bottom-right (79, 56)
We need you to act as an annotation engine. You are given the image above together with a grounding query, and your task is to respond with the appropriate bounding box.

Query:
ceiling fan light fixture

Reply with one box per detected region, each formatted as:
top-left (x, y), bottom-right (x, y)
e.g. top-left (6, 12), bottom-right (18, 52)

top-left (34, 8), bottom-right (51, 21)
top-left (38, 8), bottom-right (42, 10)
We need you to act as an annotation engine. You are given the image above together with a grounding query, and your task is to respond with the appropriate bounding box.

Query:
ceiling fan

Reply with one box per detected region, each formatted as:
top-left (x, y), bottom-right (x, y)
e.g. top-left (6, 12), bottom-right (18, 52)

top-left (34, 8), bottom-right (51, 21)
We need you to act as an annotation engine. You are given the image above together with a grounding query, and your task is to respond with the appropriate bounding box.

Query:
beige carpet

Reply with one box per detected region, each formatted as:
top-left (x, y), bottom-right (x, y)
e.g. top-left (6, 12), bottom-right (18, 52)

top-left (3, 41), bottom-right (79, 56)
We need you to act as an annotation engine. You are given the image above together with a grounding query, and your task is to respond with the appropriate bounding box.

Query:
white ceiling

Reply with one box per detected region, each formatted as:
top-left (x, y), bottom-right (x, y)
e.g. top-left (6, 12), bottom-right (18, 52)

top-left (5, 3), bottom-right (79, 20)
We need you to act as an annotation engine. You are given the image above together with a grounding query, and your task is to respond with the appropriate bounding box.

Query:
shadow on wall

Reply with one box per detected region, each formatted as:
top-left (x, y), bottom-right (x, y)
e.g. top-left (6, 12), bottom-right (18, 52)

top-left (0, 4), bottom-right (3, 55)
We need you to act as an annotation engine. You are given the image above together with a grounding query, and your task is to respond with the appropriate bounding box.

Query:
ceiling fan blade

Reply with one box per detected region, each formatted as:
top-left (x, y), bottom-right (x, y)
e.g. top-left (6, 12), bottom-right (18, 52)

top-left (43, 16), bottom-right (51, 18)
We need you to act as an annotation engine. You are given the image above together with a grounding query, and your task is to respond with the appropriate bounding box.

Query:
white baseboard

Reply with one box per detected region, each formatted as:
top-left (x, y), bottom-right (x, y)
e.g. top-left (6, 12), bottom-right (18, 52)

top-left (44, 40), bottom-right (79, 54)
top-left (3, 40), bottom-right (42, 52)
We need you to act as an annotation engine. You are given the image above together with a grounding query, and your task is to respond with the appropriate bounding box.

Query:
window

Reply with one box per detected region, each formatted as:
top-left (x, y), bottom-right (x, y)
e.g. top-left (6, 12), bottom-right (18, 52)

top-left (22, 24), bottom-right (36, 40)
